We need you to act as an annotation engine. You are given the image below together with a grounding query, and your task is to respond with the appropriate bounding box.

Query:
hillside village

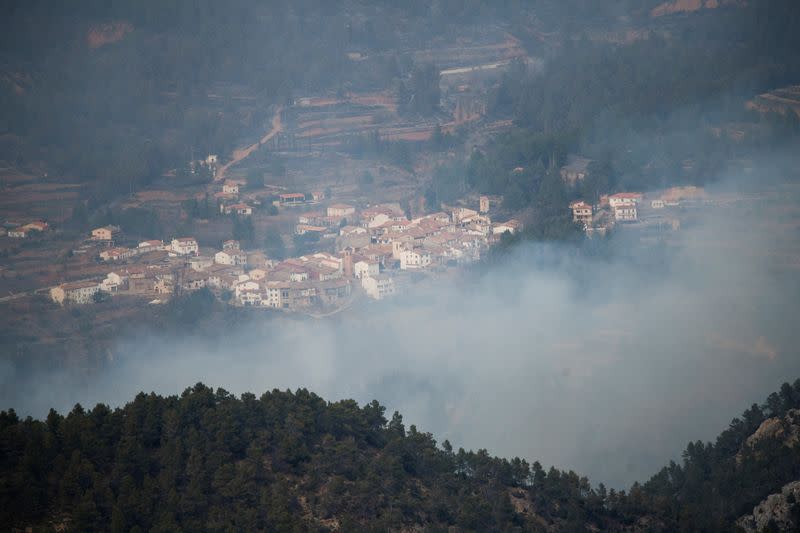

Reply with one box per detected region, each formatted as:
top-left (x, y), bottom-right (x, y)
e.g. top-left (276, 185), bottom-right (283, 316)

top-left (31, 176), bottom-right (721, 313)
top-left (0, 134), bottom-right (750, 315)
top-left (44, 188), bottom-right (522, 311)
top-left (568, 186), bottom-right (705, 236)
top-left (0, 13), bottom-right (792, 317)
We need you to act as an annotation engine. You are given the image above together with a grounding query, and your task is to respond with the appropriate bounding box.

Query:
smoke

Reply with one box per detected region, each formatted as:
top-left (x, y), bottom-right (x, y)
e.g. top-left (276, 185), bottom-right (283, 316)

top-left (2, 177), bottom-right (800, 489)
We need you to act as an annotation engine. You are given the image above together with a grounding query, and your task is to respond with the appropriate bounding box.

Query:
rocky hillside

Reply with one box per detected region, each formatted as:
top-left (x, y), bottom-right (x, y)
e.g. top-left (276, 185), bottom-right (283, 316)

top-left (737, 480), bottom-right (800, 532)
top-left (627, 381), bottom-right (800, 531)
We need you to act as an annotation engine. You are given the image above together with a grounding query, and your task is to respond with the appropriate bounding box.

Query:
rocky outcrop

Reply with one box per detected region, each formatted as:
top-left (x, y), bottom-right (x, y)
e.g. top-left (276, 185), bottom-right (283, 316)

top-left (737, 480), bottom-right (800, 532)
top-left (736, 409), bottom-right (800, 464)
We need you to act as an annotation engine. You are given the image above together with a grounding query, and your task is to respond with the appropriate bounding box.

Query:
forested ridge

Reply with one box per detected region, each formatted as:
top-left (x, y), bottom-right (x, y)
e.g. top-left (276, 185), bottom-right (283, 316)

top-left (2, 379), bottom-right (800, 531)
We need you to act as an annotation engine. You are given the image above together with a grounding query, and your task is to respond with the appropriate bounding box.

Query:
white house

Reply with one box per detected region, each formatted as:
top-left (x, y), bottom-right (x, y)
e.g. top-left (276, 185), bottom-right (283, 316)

top-left (608, 192), bottom-right (642, 208)
top-left (366, 213), bottom-right (391, 229)
top-left (492, 220), bottom-right (521, 235)
top-left (188, 256), bottom-right (215, 271)
top-left (237, 289), bottom-right (263, 306)
top-left (171, 237), bottom-right (199, 256)
top-left (234, 280), bottom-right (260, 299)
top-left (222, 181), bottom-right (240, 195)
top-left (50, 281), bottom-right (101, 305)
top-left (327, 203), bottom-right (355, 217)
top-left (354, 259), bottom-right (380, 279)
top-left (613, 205), bottom-right (638, 222)
top-left (223, 203), bottom-right (253, 216)
top-left (362, 275), bottom-right (396, 300)
top-left (290, 271), bottom-right (309, 282)
top-left (400, 249), bottom-right (432, 270)
top-left (215, 250), bottom-right (247, 266)
top-left (569, 201), bottom-right (593, 225)
top-left (340, 225), bottom-right (367, 237)
top-left (100, 272), bottom-right (125, 292)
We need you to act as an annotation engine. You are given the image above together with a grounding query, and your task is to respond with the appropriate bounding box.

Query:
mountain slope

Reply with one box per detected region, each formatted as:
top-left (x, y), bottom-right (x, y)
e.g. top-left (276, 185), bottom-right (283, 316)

top-left (0, 385), bottom-right (615, 532)
top-left (2, 379), bottom-right (800, 531)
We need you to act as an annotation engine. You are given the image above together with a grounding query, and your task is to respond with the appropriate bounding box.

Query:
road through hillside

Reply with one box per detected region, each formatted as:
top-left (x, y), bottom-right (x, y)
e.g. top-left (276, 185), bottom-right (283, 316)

top-left (215, 106), bottom-right (283, 182)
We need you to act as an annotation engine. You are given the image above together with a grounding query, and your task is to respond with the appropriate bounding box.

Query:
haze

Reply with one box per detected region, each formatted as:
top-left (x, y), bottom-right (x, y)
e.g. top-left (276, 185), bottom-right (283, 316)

top-left (3, 175), bottom-right (798, 488)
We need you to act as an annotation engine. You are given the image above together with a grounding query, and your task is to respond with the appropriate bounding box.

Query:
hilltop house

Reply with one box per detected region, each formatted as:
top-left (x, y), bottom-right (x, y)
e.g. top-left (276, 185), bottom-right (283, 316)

top-left (91, 225), bottom-right (121, 241)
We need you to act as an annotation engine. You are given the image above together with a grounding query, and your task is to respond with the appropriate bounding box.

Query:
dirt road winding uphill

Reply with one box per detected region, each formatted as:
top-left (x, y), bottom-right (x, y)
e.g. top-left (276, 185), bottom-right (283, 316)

top-left (215, 106), bottom-right (283, 182)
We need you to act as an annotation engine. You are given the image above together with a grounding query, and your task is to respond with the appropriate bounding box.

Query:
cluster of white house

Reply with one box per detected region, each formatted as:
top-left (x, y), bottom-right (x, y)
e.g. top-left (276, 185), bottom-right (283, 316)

top-left (92, 236), bottom-right (200, 262)
top-left (50, 200), bottom-right (521, 310)
top-left (568, 187), bottom-right (702, 234)
top-left (298, 201), bottom-right (519, 266)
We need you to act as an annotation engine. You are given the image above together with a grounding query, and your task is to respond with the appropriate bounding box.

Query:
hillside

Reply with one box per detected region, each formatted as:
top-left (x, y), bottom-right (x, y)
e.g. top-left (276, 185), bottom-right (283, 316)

top-left (2, 379), bottom-right (800, 531)
top-left (0, 385), bottom-right (614, 532)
